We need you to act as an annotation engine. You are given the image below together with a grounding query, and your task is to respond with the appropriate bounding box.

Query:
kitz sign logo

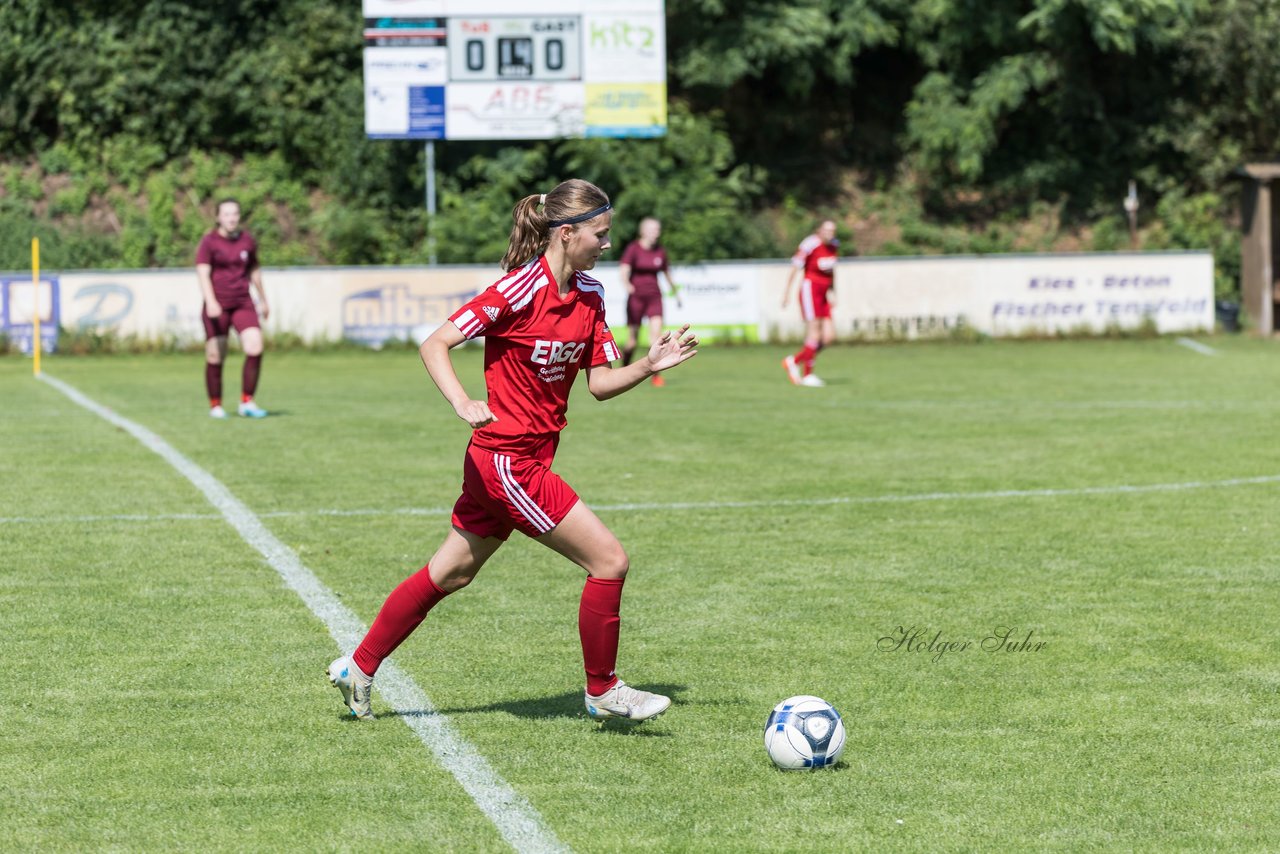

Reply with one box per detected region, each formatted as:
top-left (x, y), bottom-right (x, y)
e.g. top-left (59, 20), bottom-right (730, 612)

top-left (531, 339), bottom-right (586, 365)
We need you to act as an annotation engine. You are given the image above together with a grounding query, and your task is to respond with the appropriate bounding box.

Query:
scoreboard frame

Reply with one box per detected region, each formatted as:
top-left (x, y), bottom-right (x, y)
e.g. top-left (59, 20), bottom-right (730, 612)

top-left (362, 0), bottom-right (666, 141)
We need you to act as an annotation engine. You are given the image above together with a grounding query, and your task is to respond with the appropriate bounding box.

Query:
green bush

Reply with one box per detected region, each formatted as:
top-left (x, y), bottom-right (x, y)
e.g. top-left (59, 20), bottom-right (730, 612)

top-left (50, 183), bottom-right (90, 217)
top-left (1144, 190), bottom-right (1239, 300)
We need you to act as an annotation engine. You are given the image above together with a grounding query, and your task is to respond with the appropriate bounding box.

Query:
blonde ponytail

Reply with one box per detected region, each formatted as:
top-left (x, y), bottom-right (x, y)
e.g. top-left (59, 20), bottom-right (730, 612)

top-left (500, 195), bottom-right (549, 272)
top-left (500, 179), bottom-right (611, 271)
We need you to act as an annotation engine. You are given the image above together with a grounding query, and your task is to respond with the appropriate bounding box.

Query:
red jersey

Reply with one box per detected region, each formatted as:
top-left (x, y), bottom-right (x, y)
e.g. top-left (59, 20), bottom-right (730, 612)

top-left (196, 230), bottom-right (259, 305)
top-left (619, 240), bottom-right (669, 298)
top-left (792, 234), bottom-right (839, 286)
top-left (448, 256), bottom-right (621, 445)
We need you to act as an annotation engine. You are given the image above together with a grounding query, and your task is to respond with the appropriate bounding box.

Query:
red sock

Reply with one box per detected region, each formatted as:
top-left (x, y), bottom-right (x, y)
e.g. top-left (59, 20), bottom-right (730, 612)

top-left (794, 344), bottom-right (815, 369)
top-left (353, 565), bottom-right (449, 676)
top-left (579, 577), bottom-right (624, 696)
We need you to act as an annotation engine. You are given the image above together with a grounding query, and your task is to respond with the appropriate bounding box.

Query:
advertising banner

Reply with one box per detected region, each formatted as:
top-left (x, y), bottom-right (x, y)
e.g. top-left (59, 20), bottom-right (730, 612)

top-left (594, 262), bottom-right (762, 342)
top-left (828, 252), bottom-right (1214, 340)
top-left (445, 82), bottom-right (585, 139)
top-left (364, 47), bottom-right (447, 137)
top-left (581, 13), bottom-right (665, 81)
top-left (30, 251), bottom-right (1212, 349)
top-left (1, 276), bottom-right (59, 354)
top-left (584, 83), bottom-right (666, 137)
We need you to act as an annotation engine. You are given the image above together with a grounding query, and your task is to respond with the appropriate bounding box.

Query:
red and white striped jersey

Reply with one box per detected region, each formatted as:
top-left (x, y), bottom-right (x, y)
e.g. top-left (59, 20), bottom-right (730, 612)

top-left (792, 234), bottom-right (839, 286)
top-left (449, 255), bottom-right (620, 443)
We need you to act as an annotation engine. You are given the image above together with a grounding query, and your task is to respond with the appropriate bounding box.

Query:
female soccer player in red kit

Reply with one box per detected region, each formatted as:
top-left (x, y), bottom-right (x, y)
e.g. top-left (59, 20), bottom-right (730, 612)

top-left (781, 219), bottom-right (839, 388)
top-left (328, 179), bottom-right (697, 722)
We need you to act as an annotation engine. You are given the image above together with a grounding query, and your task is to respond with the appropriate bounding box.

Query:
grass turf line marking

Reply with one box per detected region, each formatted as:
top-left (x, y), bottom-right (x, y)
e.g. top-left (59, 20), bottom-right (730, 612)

top-left (1176, 337), bottom-right (1218, 356)
top-left (35, 373), bottom-right (570, 854)
top-left (10, 473), bottom-right (1280, 526)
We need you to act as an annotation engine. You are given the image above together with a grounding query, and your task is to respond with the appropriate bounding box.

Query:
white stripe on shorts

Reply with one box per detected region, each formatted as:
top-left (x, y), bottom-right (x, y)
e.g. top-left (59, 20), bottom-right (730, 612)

top-left (800, 278), bottom-right (816, 321)
top-left (494, 454), bottom-right (556, 533)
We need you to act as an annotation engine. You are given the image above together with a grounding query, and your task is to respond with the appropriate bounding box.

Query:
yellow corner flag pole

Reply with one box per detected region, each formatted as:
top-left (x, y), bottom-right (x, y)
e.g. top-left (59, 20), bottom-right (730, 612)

top-left (32, 237), bottom-right (41, 376)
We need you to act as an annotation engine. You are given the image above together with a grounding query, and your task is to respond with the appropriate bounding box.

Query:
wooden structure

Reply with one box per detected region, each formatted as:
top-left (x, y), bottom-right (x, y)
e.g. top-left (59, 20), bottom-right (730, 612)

top-left (1240, 162), bottom-right (1280, 334)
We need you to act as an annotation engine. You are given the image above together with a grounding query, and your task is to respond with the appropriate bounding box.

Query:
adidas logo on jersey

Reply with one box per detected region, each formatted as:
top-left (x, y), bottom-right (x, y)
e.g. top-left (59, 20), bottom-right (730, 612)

top-left (483, 305), bottom-right (500, 321)
top-left (531, 339), bottom-right (586, 366)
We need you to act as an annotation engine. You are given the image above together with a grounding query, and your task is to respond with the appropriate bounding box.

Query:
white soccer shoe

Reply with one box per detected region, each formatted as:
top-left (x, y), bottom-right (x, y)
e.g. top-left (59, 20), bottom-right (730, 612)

top-left (782, 355), bottom-right (802, 385)
top-left (209, 405), bottom-right (228, 419)
top-left (585, 679), bottom-right (671, 722)
top-left (327, 656), bottom-right (375, 720)
top-left (800, 374), bottom-right (826, 388)
top-left (238, 400), bottom-right (268, 418)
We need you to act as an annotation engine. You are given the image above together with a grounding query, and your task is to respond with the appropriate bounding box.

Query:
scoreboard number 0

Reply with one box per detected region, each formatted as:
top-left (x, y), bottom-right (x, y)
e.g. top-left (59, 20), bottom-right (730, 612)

top-left (448, 17), bottom-right (581, 82)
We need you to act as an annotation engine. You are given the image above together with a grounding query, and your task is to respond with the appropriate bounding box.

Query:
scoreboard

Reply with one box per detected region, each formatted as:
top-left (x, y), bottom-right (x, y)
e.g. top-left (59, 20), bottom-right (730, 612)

top-left (447, 17), bottom-right (582, 82)
top-left (363, 1), bottom-right (666, 140)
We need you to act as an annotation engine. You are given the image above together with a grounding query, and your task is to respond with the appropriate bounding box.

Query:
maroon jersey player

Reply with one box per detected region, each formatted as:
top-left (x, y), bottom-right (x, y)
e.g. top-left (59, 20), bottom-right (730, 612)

top-left (781, 219), bottom-right (839, 388)
top-left (328, 179), bottom-right (698, 723)
top-left (618, 217), bottom-right (681, 386)
top-left (195, 199), bottom-right (269, 418)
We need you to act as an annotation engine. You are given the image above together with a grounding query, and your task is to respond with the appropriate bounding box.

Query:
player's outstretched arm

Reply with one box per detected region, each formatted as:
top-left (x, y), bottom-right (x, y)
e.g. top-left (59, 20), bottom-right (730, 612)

top-left (586, 325), bottom-right (698, 401)
top-left (250, 266), bottom-right (270, 321)
top-left (420, 322), bottom-right (496, 428)
top-left (663, 270), bottom-right (682, 308)
top-left (781, 268), bottom-right (801, 308)
top-left (619, 262), bottom-right (635, 296)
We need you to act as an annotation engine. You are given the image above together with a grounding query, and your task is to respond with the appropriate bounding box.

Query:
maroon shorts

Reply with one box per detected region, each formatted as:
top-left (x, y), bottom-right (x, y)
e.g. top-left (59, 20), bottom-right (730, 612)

top-left (451, 434), bottom-right (579, 541)
top-left (626, 292), bottom-right (664, 326)
top-left (202, 299), bottom-right (260, 339)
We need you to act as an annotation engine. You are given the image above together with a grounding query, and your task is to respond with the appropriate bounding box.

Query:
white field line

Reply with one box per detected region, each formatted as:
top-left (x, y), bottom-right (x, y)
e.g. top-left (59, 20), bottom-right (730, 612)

top-left (8, 473), bottom-right (1280, 527)
top-left (35, 373), bottom-right (569, 854)
top-left (1176, 337), bottom-right (1219, 356)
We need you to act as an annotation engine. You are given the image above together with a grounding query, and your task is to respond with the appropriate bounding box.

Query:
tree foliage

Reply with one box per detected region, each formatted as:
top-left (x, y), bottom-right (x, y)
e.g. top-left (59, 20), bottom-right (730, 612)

top-left (0, 0), bottom-right (1274, 290)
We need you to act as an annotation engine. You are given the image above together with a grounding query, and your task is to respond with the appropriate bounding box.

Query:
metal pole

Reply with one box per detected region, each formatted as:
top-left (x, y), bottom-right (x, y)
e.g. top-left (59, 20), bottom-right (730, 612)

top-left (425, 140), bottom-right (438, 265)
top-left (31, 237), bottom-right (41, 375)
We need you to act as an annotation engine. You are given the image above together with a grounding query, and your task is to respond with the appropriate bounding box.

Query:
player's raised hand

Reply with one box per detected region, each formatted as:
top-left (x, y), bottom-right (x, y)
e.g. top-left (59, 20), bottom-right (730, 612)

top-left (647, 324), bottom-right (698, 372)
top-left (454, 398), bottom-right (497, 429)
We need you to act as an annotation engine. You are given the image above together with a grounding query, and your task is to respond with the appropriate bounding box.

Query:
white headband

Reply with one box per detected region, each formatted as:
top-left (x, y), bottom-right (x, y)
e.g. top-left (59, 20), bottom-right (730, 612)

top-left (539, 194), bottom-right (546, 206)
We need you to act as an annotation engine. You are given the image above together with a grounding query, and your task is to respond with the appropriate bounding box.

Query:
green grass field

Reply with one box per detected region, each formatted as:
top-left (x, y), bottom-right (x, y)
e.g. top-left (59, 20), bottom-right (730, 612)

top-left (3, 338), bottom-right (1279, 852)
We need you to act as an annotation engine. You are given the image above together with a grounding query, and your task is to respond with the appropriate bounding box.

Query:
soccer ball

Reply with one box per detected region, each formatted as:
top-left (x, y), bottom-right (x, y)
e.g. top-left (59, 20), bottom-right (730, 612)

top-left (763, 695), bottom-right (845, 770)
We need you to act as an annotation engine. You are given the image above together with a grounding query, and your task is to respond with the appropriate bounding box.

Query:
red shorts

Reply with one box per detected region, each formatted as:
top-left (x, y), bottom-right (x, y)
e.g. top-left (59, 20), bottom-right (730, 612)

top-left (451, 434), bottom-right (579, 541)
top-left (202, 299), bottom-right (260, 339)
top-left (799, 278), bottom-right (833, 321)
top-left (626, 292), bottom-right (664, 326)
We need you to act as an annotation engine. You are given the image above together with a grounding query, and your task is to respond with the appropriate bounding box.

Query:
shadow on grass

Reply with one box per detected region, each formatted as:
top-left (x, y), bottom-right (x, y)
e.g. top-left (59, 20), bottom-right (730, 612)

top-left (381, 683), bottom-right (688, 735)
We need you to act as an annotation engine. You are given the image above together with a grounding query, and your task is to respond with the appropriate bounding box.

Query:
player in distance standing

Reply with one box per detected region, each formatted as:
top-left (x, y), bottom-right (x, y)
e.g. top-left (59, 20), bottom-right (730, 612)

top-left (780, 219), bottom-right (839, 388)
top-left (196, 199), bottom-right (269, 418)
top-left (328, 179), bottom-right (697, 722)
top-left (618, 216), bottom-right (682, 386)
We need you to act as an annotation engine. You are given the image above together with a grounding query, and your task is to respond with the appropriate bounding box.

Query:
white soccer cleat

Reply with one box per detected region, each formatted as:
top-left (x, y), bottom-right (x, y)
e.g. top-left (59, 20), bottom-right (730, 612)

top-left (327, 656), bottom-right (374, 720)
top-left (209, 405), bottom-right (228, 419)
top-left (238, 400), bottom-right (268, 418)
top-left (782, 355), bottom-right (801, 385)
top-left (800, 374), bottom-right (826, 388)
top-left (585, 679), bottom-right (671, 722)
